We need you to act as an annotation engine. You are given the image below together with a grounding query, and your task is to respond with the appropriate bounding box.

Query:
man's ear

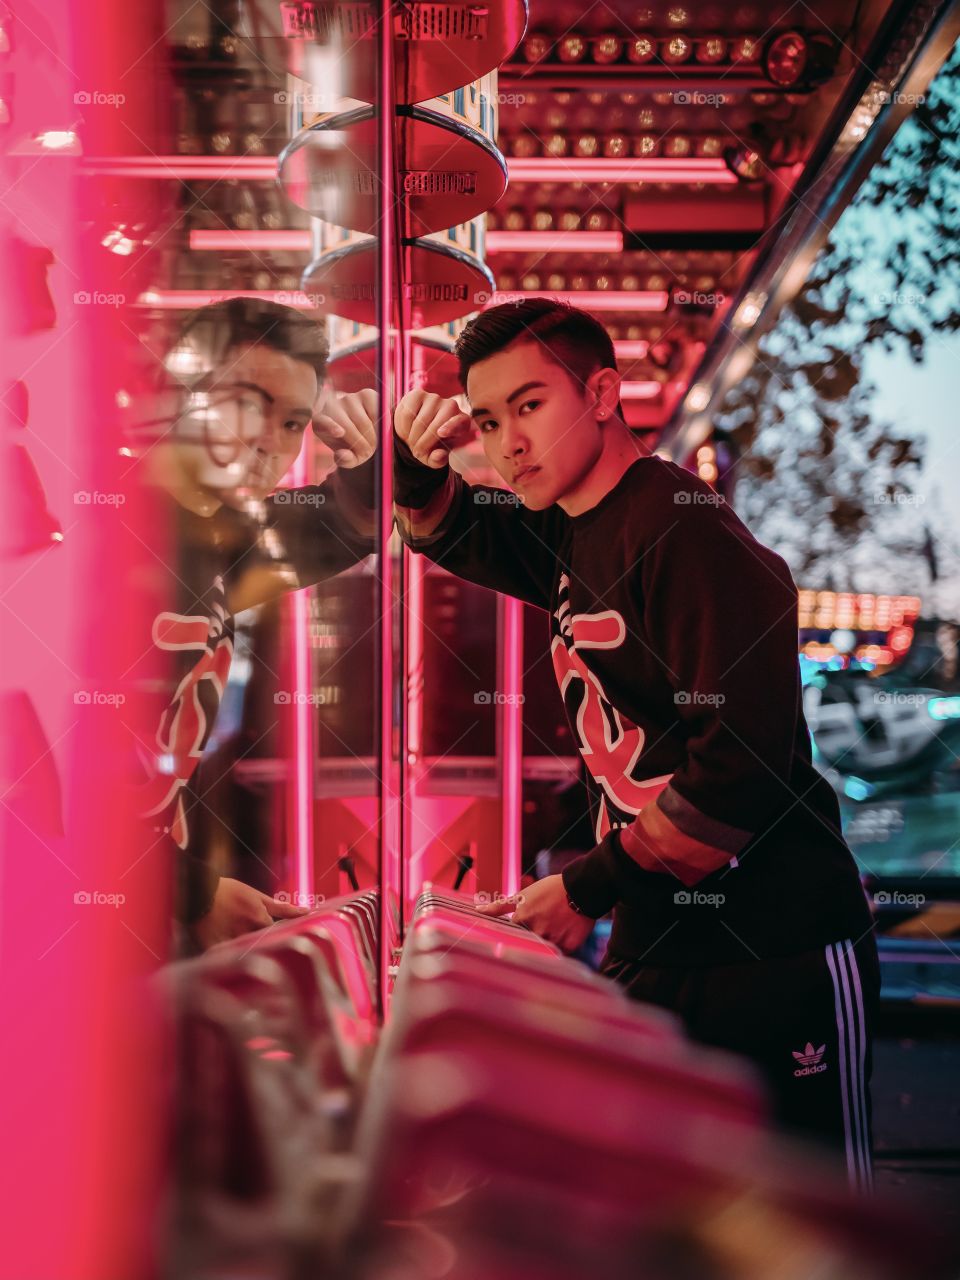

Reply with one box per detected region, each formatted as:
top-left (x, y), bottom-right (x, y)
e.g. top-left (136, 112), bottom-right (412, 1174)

top-left (588, 366), bottom-right (622, 419)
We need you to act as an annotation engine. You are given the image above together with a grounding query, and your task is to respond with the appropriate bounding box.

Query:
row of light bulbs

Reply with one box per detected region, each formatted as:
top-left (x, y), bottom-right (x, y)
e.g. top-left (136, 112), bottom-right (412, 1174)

top-left (522, 90), bottom-right (800, 108)
top-left (174, 88), bottom-right (285, 158)
top-left (516, 30), bottom-right (833, 92)
top-left (503, 131), bottom-right (728, 160)
top-left (520, 32), bottom-right (761, 66)
top-left (495, 268), bottom-right (721, 294)
top-left (181, 180), bottom-right (294, 232)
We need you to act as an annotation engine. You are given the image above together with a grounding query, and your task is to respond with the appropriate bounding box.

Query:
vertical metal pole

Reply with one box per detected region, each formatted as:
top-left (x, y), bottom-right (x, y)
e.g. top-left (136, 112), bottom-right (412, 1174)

top-left (290, 447), bottom-right (316, 905)
top-left (289, 0), bottom-right (318, 913)
top-left (375, 0), bottom-right (397, 1019)
top-left (499, 595), bottom-right (524, 897)
top-left (398, 326), bottom-right (415, 928)
top-left (403, 546), bottom-right (424, 904)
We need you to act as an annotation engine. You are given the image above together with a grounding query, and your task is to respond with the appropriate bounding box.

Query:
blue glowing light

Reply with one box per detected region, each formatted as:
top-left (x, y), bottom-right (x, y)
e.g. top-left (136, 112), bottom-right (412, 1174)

top-left (844, 776), bottom-right (875, 801)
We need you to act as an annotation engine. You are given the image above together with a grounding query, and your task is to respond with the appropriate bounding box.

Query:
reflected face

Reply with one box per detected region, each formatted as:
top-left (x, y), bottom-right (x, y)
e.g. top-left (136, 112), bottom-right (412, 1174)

top-left (466, 340), bottom-right (604, 511)
top-left (178, 343), bottom-right (319, 504)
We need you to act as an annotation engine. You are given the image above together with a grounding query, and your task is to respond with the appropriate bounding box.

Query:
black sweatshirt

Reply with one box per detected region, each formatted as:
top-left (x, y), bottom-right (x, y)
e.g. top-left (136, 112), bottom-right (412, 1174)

top-left (136, 462), bottom-right (376, 924)
top-left (394, 438), bottom-right (873, 965)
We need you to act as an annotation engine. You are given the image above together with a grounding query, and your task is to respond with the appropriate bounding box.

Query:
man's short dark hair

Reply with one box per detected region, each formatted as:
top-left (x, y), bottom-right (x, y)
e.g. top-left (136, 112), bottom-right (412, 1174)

top-left (454, 298), bottom-right (619, 394)
top-left (167, 297), bottom-right (329, 386)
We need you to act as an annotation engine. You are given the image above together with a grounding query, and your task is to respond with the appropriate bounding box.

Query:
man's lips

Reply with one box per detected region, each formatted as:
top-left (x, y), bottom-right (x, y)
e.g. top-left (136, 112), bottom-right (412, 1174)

top-left (512, 465), bottom-right (541, 483)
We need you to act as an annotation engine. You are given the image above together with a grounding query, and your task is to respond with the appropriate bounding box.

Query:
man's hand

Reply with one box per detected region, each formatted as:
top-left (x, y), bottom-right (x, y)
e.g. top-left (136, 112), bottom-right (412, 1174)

top-left (394, 389), bottom-right (475, 468)
top-left (192, 877), bottom-right (309, 950)
top-left (314, 388), bottom-right (377, 468)
top-left (476, 875), bottom-right (595, 954)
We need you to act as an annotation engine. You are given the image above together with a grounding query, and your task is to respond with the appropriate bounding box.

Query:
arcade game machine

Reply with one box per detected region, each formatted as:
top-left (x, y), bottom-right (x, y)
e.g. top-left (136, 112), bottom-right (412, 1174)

top-left (798, 591), bottom-right (960, 1017)
top-left (2, 1), bottom-right (960, 1278)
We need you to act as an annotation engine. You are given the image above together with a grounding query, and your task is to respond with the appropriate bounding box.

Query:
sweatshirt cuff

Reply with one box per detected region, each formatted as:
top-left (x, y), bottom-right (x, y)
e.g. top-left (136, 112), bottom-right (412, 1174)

top-left (561, 830), bottom-right (627, 919)
top-left (656, 785), bottom-right (753, 856)
top-left (394, 433), bottom-right (451, 509)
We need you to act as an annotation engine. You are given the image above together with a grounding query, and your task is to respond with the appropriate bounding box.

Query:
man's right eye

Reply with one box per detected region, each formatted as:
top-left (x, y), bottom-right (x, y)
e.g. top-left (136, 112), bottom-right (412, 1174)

top-left (478, 419), bottom-right (498, 434)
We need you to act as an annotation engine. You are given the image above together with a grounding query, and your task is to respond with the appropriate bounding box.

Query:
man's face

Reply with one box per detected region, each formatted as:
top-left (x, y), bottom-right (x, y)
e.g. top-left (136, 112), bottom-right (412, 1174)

top-left (466, 340), bottom-right (605, 511)
top-left (178, 342), bottom-right (319, 504)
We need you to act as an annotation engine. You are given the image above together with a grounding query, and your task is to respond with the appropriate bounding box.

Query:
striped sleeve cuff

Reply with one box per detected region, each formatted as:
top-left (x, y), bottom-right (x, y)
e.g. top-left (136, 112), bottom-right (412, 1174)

top-left (656, 785), bottom-right (754, 855)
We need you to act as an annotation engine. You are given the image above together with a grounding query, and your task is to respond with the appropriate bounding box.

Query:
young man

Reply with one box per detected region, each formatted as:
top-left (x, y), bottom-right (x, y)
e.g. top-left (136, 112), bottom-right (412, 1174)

top-left (131, 298), bottom-right (378, 949)
top-left (393, 298), bottom-right (879, 1191)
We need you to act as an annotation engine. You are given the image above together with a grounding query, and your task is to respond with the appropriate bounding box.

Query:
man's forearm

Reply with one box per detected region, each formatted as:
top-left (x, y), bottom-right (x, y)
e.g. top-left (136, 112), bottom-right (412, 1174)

top-left (332, 461), bottom-right (378, 541)
top-left (561, 807), bottom-right (734, 921)
top-left (393, 432), bottom-right (458, 543)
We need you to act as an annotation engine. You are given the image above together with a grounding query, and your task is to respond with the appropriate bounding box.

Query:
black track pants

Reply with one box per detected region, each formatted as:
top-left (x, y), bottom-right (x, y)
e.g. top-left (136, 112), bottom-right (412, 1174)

top-left (601, 932), bottom-right (881, 1192)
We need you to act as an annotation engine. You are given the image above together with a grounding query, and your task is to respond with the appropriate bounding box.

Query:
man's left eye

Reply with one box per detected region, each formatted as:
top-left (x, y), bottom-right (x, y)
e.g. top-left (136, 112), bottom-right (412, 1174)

top-left (285, 420), bottom-right (308, 434)
top-left (520, 399), bottom-right (541, 413)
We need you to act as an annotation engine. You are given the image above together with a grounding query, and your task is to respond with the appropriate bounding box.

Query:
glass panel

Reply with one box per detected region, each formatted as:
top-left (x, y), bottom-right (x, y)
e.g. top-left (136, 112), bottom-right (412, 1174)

top-left (109, 0), bottom-right (386, 948)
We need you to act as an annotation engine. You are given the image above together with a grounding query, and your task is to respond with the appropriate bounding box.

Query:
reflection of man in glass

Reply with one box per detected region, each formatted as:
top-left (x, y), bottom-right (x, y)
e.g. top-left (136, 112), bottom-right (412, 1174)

top-left (131, 298), bottom-right (376, 949)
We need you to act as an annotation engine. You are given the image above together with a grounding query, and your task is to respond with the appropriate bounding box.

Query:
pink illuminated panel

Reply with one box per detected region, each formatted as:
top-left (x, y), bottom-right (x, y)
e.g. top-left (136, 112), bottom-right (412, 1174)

top-left (1, 2), bottom-right (171, 1278)
top-left (484, 290), bottom-right (669, 311)
top-left (508, 157), bottom-right (738, 184)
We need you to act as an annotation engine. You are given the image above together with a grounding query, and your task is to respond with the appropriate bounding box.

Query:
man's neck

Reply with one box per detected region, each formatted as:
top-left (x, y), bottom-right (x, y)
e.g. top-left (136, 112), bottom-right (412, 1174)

top-left (557, 420), bottom-right (648, 517)
top-left (172, 481), bottom-right (223, 518)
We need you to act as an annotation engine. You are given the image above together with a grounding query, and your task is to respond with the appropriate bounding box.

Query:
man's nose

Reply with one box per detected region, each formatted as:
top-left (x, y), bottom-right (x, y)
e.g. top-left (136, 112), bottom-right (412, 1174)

top-left (499, 420), bottom-right (528, 458)
top-left (252, 412), bottom-right (282, 455)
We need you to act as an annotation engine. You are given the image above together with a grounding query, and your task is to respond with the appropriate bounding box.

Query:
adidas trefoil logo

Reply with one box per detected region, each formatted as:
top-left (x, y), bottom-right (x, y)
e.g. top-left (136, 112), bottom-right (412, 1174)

top-left (792, 1042), bottom-right (828, 1077)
